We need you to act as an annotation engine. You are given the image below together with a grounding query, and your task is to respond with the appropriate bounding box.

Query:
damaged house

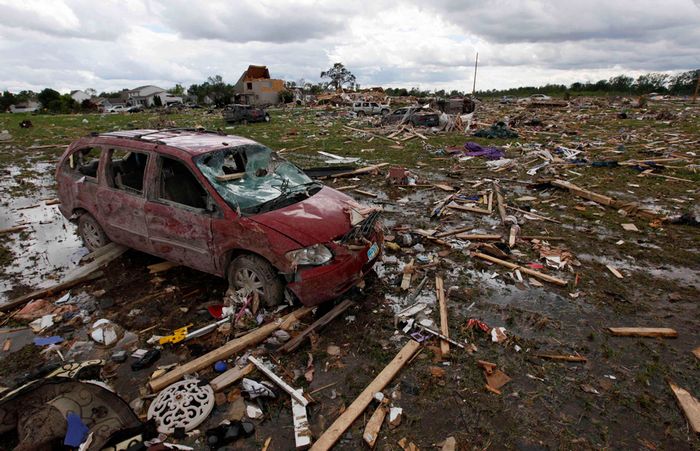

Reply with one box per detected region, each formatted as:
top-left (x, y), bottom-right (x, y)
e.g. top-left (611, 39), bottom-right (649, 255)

top-left (233, 65), bottom-right (285, 106)
top-left (126, 85), bottom-right (183, 107)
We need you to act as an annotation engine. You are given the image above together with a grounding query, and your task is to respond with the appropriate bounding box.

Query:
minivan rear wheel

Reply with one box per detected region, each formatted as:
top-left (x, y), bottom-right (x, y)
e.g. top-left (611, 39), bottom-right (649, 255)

top-left (227, 254), bottom-right (284, 306)
top-left (78, 213), bottom-right (110, 251)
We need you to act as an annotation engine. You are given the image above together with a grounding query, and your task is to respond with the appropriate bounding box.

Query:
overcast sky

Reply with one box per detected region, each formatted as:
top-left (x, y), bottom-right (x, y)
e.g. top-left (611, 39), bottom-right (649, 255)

top-left (0, 0), bottom-right (698, 94)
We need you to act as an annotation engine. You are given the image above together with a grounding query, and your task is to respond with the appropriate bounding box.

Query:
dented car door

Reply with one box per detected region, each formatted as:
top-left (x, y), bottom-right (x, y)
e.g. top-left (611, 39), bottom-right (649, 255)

top-left (144, 155), bottom-right (216, 273)
top-left (96, 146), bottom-right (151, 250)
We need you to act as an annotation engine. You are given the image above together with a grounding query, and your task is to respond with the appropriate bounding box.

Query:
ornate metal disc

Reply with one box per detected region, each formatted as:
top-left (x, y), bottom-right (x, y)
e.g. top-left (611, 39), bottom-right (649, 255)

top-left (147, 379), bottom-right (215, 433)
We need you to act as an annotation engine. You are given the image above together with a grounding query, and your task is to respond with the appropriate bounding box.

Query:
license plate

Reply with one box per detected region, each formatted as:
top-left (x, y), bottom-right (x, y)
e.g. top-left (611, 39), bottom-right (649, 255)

top-left (367, 243), bottom-right (379, 260)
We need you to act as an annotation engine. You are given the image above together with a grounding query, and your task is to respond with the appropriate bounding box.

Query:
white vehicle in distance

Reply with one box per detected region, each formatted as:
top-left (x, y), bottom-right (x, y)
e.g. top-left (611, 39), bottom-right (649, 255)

top-left (352, 101), bottom-right (390, 116)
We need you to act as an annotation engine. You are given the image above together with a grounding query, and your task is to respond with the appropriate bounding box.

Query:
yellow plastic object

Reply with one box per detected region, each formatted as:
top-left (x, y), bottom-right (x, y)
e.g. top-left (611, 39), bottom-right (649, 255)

top-left (159, 324), bottom-right (193, 345)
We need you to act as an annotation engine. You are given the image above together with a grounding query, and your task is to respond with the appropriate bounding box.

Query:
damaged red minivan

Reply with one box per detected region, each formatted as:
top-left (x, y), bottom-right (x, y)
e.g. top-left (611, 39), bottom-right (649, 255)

top-left (56, 129), bottom-right (383, 306)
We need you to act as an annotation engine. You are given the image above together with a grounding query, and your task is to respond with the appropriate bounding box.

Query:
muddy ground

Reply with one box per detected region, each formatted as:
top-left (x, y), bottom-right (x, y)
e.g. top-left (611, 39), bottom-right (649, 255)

top-left (0, 97), bottom-right (698, 450)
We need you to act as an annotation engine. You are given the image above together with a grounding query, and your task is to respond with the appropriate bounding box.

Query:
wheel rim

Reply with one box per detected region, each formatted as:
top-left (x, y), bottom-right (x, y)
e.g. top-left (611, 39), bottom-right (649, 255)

top-left (82, 221), bottom-right (102, 249)
top-left (234, 268), bottom-right (265, 298)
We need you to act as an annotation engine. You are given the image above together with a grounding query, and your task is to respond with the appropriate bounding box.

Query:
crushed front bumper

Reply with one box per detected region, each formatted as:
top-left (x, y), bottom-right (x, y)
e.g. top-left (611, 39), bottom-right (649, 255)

top-left (286, 227), bottom-right (383, 306)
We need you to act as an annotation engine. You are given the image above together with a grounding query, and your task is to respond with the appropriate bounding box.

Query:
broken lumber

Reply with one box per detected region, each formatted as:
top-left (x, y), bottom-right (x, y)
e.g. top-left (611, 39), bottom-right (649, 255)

top-left (62, 243), bottom-right (127, 282)
top-left (0, 225), bottom-right (28, 235)
top-left (607, 327), bottom-right (678, 338)
top-left (309, 340), bottom-right (421, 451)
top-left (668, 380), bottom-right (700, 434)
top-left (534, 354), bottom-right (587, 363)
top-left (506, 205), bottom-right (562, 224)
top-left (435, 226), bottom-right (472, 238)
top-left (551, 179), bottom-right (658, 219)
top-left (435, 275), bottom-right (450, 356)
top-left (343, 125), bottom-right (399, 144)
top-left (454, 233), bottom-right (502, 241)
top-left (279, 299), bottom-right (354, 353)
top-left (472, 252), bottom-right (567, 286)
top-left (149, 306), bottom-right (313, 392)
top-left (363, 404), bottom-right (387, 448)
top-left (401, 259), bottom-right (414, 290)
top-left (354, 189), bottom-right (377, 198)
top-left (210, 363), bottom-right (254, 392)
top-left (292, 389), bottom-right (313, 448)
top-left (330, 163), bottom-right (390, 179)
top-left (249, 356), bottom-right (308, 406)
top-left (493, 181), bottom-right (507, 224)
top-left (147, 261), bottom-right (180, 274)
top-left (0, 270), bottom-right (104, 313)
top-left (448, 204), bottom-right (491, 215)
top-left (606, 264), bottom-right (624, 279)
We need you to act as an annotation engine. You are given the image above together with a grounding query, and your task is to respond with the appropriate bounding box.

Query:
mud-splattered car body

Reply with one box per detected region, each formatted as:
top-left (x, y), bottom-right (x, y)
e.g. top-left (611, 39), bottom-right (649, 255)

top-left (55, 129), bottom-right (382, 306)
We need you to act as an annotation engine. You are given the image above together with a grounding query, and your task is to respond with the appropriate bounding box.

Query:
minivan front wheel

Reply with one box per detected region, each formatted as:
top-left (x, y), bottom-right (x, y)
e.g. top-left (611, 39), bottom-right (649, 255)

top-left (78, 213), bottom-right (110, 251)
top-left (227, 254), bottom-right (284, 306)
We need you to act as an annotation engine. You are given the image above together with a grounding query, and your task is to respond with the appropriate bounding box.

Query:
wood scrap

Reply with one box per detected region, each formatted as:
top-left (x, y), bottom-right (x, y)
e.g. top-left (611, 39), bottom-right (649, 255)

top-left (279, 299), bottom-right (354, 353)
top-left (363, 404), bottom-right (388, 448)
top-left (606, 264), bottom-right (624, 279)
top-left (472, 252), bottom-right (567, 286)
top-left (506, 206), bottom-right (562, 224)
top-left (493, 181), bottom-right (507, 224)
top-left (329, 163), bottom-right (390, 179)
top-left (534, 354), bottom-right (587, 362)
top-left (343, 125), bottom-right (399, 144)
top-left (354, 189), bottom-right (378, 198)
top-left (148, 306), bottom-right (313, 392)
top-left (210, 363), bottom-right (254, 392)
top-left (448, 204), bottom-right (491, 215)
top-left (551, 179), bottom-right (659, 219)
top-left (0, 270), bottom-right (104, 313)
top-left (435, 275), bottom-right (450, 356)
top-left (0, 225), bottom-right (28, 235)
top-left (668, 380), bottom-right (700, 434)
top-left (454, 233), bottom-right (501, 241)
top-left (401, 259), bottom-right (414, 290)
top-left (309, 340), bottom-right (421, 451)
top-left (147, 261), bottom-right (180, 274)
top-left (248, 356), bottom-right (308, 406)
top-left (292, 389), bottom-right (313, 448)
top-left (607, 327), bottom-right (678, 338)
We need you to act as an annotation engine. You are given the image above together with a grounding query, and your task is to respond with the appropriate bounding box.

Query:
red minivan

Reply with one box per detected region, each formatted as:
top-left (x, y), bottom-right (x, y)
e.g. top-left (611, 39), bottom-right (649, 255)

top-left (56, 129), bottom-right (382, 306)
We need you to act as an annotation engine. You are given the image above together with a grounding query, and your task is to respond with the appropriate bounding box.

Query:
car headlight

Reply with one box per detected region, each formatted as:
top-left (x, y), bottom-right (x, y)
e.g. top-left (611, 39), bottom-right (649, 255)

top-left (286, 244), bottom-right (332, 266)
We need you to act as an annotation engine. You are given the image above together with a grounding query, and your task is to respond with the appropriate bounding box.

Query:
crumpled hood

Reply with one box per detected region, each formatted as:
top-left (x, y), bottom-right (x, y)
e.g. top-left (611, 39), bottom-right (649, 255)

top-left (249, 187), bottom-right (354, 247)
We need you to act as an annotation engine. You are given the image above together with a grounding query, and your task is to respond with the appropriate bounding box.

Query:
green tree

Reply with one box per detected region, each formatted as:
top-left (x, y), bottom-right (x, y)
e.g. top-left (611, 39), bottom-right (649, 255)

top-left (320, 63), bottom-right (356, 91)
top-left (0, 91), bottom-right (15, 112)
top-left (38, 88), bottom-right (61, 111)
top-left (168, 84), bottom-right (185, 96)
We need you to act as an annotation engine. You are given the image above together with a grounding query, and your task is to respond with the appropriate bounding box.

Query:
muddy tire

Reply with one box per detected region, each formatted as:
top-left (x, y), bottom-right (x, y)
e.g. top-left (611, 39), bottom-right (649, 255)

top-left (357, 111), bottom-right (366, 117)
top-left (381, 109), bottom-right (389, 116)
top-left (78, 213), bottom-right (109, 251)
top-left (227, 254), bottom-right (284, 306)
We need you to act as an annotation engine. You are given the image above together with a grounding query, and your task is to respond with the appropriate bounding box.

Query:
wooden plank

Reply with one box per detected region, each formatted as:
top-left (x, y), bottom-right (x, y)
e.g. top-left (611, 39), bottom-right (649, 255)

top-left (329, 163), bottom-right (390, 179)
top-left (279, 299), bottom-right (354, 353)
top-left (210, 363), bottom-right (254, 392)
top-left (363, 404), bottom-right (387, 448)
top-left (147, 261), bottom-right (180, 274)
top-left (668, 381), bottom-right (700, 434)
top-left (62, 243), bottom-right (127, 282)
top-left (551, 179), bottom-right (658, 219)
top-left (0, 270), bottom-right (104, 313)
top-left (607, 327), bottom-right (678, 338)
top-left (435, 226), bottom-right (472, 238)
top-left (472, 252), bottom-right (567, 286)
top-left (309, 340), bottom-right (421, 451)
top-left (534, 354), bottom-right (587, 363)
top-left (400, 259), bottom-right (414, 291)
top-left (248, 356), bottom-right (308, 406)
top-left (448, 204), bottom-right (491, 215)
top-left (506, 206), bottom-right (562, 224)
top-left (606, 264), bottom-right (624, 279)
top-left (148, 307), bottom-right (312, 392)
top-left (493, 182), bottom-right (507, 224)
top-left (454, 233), bottom-right (502, 241)
top-left (0, 225), bottom-right (28, 235)
top-left (354, 189), bottom-right (378, 198)
top-left (292, 389), bottom-right (313, 448)
top-left (435, 275), bottom-right (449, 356)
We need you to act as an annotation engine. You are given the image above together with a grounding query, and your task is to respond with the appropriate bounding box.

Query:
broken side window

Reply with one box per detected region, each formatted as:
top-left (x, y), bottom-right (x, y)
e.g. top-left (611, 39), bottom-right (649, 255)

top-left (158, 156), bottom-right (208, 210)
top-left (106, 148), bottom-right (148, 195)
top-left (66, 147), bottom-right (101, 180)
top-left (195, 144), bottom-right (320, 214)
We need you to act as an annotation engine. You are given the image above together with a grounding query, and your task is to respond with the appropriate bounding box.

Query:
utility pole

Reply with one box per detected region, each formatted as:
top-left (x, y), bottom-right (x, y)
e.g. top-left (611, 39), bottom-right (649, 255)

top-left (472, 52), bottom-right (479, 95)
top-left (693, 69), bottom-right (700, 103)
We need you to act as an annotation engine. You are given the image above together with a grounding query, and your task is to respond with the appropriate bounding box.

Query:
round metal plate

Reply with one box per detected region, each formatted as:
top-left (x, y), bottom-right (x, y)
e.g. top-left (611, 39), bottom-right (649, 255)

top-left (147, 379), bottom-right (215, 434)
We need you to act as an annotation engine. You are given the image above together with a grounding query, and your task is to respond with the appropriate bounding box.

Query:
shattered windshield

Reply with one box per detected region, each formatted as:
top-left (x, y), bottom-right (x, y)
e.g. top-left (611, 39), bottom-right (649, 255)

top-left (195, 144), bottom-right (321, 214)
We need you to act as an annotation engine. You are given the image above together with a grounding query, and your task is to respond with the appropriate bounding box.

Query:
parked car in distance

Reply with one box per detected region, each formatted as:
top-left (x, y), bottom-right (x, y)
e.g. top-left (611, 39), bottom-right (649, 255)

top-left (107, 105), bottom-right (127, 113)
top-left (126, 105), bottom-right (144, 113)
top-left (222, 104), bottom-right (270, 124)
top-left (529, 94), bottom-right (552, 101)
top-left (381, 106), bottom-right (440, 127)
top-left (56, 129), bottom-right (383, 307)
top-left (500, 96), bottom-right (517, 104)
top-left (352, 101), bottom-right (390, 116)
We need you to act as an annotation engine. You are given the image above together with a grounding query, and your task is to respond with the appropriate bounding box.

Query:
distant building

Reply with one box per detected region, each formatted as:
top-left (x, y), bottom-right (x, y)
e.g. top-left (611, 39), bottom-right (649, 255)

top-left (9, 101), bottom-right (40, 113)
top-left (126, 85), bottom-right (182, 106)
top-left (70, 90), bottom-right (92, 103)
top-left (233, 65), bottom-right (285, 106)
